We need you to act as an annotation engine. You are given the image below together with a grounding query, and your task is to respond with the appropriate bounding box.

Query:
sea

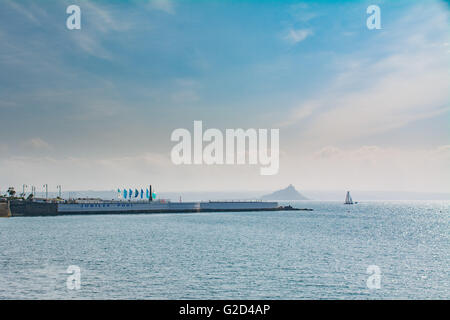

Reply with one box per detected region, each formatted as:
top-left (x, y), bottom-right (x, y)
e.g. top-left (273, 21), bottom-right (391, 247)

top-left (0, 201), bottom-right (448, 299)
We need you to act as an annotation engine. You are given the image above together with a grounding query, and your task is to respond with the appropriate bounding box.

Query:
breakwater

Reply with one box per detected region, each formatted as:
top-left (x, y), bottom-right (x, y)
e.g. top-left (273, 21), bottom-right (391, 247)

top-left (7, 200), bottom-right (308, 217)
top-left (0, 202), bottom-right (11, 217)
top-left (9, 201), bottom-right (58, 217)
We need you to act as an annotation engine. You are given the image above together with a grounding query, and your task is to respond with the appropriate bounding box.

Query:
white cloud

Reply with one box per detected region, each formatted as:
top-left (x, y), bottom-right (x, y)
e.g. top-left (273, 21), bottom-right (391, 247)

top-left (282, 3), bottom-right (449, 145)
top-left (23, 138), bottom-right (52, 150)
top-left (1, 143), bottom-right (449, 192)
top-left (69, 32), bottom-right (113, 60)
top-left (277, 102), bottom-right (317, 127)
top-left (280, 145), bottom-right (450, 192)
top-left (314, 146), bottom-right (342, 159)
top-left (0, 152), bottom-right (171, 190)
top-left (285, 29), bottom-right (312, 44)
top-left (148, 0), bottom-right (175, 14)
top-left (65, 2), bottom-right (134, 60)
top-left (83, 1), bottom-right (133, 32)
top-left (3, 0), bottom-right (44, 25)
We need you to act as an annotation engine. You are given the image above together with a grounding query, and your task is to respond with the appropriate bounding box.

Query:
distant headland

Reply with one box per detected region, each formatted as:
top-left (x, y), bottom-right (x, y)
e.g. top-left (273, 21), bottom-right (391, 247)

top-left (261, 184), bottom-right (309, 200)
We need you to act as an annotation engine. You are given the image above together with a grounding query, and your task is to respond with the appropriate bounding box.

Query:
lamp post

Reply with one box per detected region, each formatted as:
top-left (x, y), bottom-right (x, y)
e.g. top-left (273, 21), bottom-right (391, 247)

top-left (43, 184), bottom-right (48, 199)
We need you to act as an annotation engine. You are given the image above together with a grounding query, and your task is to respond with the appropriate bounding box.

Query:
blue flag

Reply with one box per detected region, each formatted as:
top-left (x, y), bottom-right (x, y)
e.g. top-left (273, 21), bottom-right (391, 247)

top-left (123, 189), bottom-right (127, 199)
top-left (146, 189), bottom-right (149, 199)
top-left (134, 189), bottom-right (139, 198)
top-left (140, 189), bottom-right (144, 199)
top-left (129, 189), bottom-right (132, 199)
top-left (152, 192), bottom-right (157, 199)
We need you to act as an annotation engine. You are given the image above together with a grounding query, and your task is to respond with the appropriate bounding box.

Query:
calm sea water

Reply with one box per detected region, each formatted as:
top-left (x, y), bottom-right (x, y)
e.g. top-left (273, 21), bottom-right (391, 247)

top-left (0, 201), bottom-right (448, 299)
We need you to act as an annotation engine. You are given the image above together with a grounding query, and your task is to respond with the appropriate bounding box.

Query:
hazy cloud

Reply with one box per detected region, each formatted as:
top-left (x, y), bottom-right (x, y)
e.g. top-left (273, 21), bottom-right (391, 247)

top-left (282, 3), bottom-right (449, 145)
top-left (282, 145), bottom-right (450, 192)
top-left (0, 0), bottom-right (448, 193)
top-left (3, 0), bottom-right (43, 25)
top-left (285, 29), bottom-right (313, 44)
top-left (147, 0), bottom-right (175, 14)
top-left (23, 138), bottom-right (52, 150)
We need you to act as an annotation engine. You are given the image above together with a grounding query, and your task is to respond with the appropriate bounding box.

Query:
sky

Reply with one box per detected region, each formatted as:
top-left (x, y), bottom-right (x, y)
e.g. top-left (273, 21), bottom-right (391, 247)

top-left (0, 0), bottom-right (449, 193)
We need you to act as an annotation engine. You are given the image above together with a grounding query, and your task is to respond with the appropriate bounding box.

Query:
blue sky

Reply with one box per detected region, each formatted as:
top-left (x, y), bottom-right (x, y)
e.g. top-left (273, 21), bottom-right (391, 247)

top-left (0, 0), bottom-right (449, 192)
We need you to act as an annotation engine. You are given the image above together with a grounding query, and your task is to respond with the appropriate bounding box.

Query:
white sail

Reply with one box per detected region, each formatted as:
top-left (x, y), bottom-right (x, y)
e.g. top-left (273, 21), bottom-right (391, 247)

top-left (344, 191), bottom-right (353, 204)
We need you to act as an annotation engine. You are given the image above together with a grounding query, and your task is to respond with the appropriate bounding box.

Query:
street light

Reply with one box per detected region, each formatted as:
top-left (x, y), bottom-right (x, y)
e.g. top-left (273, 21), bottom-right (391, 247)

top-left (43, 184), bottom-right (48, 199)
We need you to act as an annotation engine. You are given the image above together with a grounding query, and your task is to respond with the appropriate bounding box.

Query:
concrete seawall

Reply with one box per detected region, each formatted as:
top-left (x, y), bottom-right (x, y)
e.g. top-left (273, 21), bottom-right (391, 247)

top-left (0, 202), bottom-right (11, 218)
top-left (9, 201), bottom-right (58, 217)
top-left (8, 200), bottom-right (310, 217)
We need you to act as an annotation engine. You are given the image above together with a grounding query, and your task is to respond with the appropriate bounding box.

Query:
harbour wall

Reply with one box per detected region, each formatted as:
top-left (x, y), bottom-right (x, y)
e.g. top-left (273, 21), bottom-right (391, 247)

top-left (10, 201), bottom-right (58, 217)
top-left (58, 201), bottom-right (201, 213)
top-left (8, 200), bottom-right (296, 216)
top-left (0, 202), bottom-right (11, 217)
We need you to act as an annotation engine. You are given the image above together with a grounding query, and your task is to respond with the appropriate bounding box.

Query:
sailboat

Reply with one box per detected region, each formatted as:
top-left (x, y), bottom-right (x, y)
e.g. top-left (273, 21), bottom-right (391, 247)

top-left (344, 191), bottom-right (355, 204)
